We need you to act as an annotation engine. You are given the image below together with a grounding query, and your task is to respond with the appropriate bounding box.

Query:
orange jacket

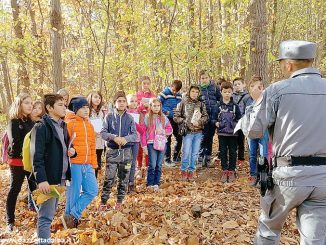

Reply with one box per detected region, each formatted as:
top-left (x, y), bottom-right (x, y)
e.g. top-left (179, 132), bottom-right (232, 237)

top-left (65, 112), bottom-right (97, 169)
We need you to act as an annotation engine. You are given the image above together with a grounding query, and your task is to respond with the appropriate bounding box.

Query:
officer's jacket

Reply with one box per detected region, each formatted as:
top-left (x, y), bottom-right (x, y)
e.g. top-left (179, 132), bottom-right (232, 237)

top-left (246, 68), bottom-right (326, 187)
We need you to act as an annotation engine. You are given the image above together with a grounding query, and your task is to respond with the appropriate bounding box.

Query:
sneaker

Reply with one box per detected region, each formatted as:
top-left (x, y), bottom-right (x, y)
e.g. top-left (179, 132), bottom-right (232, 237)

top-left (187, 171), bottom-right (195, 181)
top-left (153, 185), bottom-right (159, 191)
top-left (237, 160), bottom-right (245, 168)
top-left (61, 214), bottom-right (78, 229)
top-left (180, 171), bottom-right (188, 181)
top-left (228, 171), bottom-right (236, 183)
top-left (128, 184), bottom-right (135, 193)
top-left (98, 204), bottom-right (109, 212)
top-left (248, 176), bottom-right (257, 187)
top-left (220, 170), bottom-right (228, 183)
top-left (7, 223), bottom-right (14, 232)
top-left (172, 156), bottom-right (181, 163)
top-left (114, 202), bottom-right (122, 210)
top-left (204, 156), bottom-right (212, 167)
top-left (197, 159), bottom-right (203, 169)
top-left (165, 160), bottom-right (176, 168)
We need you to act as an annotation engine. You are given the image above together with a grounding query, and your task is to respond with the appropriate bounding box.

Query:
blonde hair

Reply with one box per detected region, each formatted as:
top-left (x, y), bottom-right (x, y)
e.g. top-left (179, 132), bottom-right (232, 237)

top-left (126, 94), bottom-right (137, 104)
top-left (9, 93), bottom-right (32, 119)
top-left (148, 98), bottom-right (165, 129)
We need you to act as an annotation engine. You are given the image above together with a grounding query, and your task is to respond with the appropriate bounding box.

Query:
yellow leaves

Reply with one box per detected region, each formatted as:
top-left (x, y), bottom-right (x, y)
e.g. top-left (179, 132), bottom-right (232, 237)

top-left (186, 235), bottom-right (200, 245)
top-left (32, 185), bottom-right (65, 205)
top-left (222, 220), bottom-right (239, 229)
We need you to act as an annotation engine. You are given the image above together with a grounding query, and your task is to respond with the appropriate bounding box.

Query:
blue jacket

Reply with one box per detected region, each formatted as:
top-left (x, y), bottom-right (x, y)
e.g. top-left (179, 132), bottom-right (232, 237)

top-left (213, 99), bottom-right (241, 136)
top-left (199, 81), bottom-right (221, 121)
top-left (100, 109), bottom-right (138, 149)
top-left (159, 87), bottom-right (182, 119)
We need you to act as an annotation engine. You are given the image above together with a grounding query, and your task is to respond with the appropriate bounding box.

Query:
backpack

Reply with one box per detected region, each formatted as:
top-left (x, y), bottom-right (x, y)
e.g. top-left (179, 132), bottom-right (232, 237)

top-left (218, 104), bottom-right (236, 134)
top-left (22, 130), bottom-right (33, 172)
top-left (1, 131), bottom-right (9, 163)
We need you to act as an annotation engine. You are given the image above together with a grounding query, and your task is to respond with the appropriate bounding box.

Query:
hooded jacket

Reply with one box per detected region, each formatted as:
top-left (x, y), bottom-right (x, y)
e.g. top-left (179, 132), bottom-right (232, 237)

top-left (232, 90), bottom-right (253, 116)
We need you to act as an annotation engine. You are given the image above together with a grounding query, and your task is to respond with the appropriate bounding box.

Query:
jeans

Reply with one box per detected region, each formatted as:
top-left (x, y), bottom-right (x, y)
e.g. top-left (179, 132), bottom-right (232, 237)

top-left (129, 143), bottom-right (140, 184)
top-left (199, 122), bottom-right (215, 160)
top-left (65, 164), bottom-right (98, 220)
top-left (6, 165), bottom-right (37, 224)
top-left (181, 132), bottom-right (203, 172)
top-left (218, 135), bottom-right (238, 171)
top-left (248, 130), bottom-right (269, 176)
top-left (147, 144), bottom-right (166, 186)
top-left (37, 197), bottom-right (58, 245)
top-left (165, 117), bottom-right (182, 161)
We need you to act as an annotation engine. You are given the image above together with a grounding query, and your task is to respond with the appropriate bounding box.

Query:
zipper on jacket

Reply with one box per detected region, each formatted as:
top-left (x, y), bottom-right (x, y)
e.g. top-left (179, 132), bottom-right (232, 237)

top-left (83, 120), bottom-right (89, 163)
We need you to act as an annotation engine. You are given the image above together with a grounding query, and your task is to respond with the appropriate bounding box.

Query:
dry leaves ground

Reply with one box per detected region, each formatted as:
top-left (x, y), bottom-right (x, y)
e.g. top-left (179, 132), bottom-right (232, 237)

top-left (0, 149), bottom-right (300, 245)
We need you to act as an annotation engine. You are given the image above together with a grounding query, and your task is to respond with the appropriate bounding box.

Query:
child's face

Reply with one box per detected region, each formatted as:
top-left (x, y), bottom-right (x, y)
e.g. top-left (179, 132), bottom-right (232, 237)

top-left (189, 88), bottom-right (200, 100)
top-left (221, 88), bottom-right (233, 101)
top-left (249, 81), bottom-right (263, 100)
top-left (91, 93), bottom-right (102, 107)
top-left (171, 85), bottom-right (179, 95)
top-left (21, 97), bottom-right (33, 116)
top-left (151, 101), bottom-right (161, 114)
top-left (200, 74), bottom-right (210, 85)
top-left (115, 97), bottom-right (127, 111)
top-left (76, 106), bottom-right (89, 119)
top-left (233, 80), bottom-right (245, 93)
top-left (142, 79), bottom-right (151, 91)
top-left (31, 104), bottom-right (43, 118)
top-left (128, 96), bottom-right (138, 110)
top-left (49, 99), bottom-right (66, 118)
top-left (63, 95), bottom-right (69, 106)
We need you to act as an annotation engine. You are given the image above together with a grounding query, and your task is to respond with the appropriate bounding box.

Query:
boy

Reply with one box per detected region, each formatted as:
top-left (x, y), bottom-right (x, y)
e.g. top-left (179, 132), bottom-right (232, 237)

top-left (63, 97), bottom-right (98, 228)
top-left (214, 82), bottom-right (241, 183)
top-left (246, 76), bottom-right (269, 186)
top-left (99, 91), bottom-right (138, 210)
top-left (198, 70), bottom-right (221, 167)
top-left (159, 80), bottom-right (183, 167)
top-left (232, 77), bottom-right (253, 166)
top-left (31, 94), bottom-right (76, 244)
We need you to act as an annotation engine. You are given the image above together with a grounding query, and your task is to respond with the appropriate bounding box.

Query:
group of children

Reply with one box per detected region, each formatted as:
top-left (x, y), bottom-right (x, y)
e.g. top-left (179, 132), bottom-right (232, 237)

top-left (3, 71), bottom-right (269, 244)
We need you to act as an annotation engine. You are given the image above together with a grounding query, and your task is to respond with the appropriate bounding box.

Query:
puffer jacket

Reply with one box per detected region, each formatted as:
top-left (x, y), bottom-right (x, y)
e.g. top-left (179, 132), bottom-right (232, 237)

top-left (232, 91), bottom-right (253, 116)
top-left (199, 81), bottom-right (221, 121)
top-left (174, 96), bottom-right (208, 133)
top-left (65, 112), bottom-right (97, 169)
top-left (159, 87), bottom-right (182, 118)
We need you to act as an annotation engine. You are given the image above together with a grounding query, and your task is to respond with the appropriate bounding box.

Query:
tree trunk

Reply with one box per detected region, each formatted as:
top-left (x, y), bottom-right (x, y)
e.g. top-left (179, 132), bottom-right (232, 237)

top-left (51, 0), bottom-right (63, 92)
top-left (1, 56), bottom-right (13, 106)
top-left (11, 0), bottom-right (30, 93)
top-left (248, 0), bottom-right (268, 85)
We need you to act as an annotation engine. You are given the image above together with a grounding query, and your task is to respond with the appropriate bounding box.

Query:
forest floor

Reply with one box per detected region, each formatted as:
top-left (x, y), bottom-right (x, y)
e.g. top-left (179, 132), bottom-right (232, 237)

top-left (0, 150), bottom-right (300, 245)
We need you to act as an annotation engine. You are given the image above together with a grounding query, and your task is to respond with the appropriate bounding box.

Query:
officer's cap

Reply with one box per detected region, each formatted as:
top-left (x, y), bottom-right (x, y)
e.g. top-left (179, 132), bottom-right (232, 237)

top-left (276, 40), bottom-right (317, 61)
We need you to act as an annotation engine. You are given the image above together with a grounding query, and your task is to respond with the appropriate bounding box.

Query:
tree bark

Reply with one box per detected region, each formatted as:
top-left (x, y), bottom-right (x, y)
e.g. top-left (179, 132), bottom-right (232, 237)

top-left (1, 56), bottom-right (13, 106)
top-left (51, 0), bottom-right (63, 92)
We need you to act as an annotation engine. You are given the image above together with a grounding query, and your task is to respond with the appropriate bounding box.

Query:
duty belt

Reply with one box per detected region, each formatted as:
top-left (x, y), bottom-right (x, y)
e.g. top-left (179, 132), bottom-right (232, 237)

top-left (274, 156), bottom-right (326, 167)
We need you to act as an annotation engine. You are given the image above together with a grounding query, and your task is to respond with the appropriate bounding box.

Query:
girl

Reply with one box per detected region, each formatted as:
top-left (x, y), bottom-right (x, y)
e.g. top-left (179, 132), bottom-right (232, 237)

top-left (174, 85), bottom-right (208, 181)
top-left (30, 100), bottom-right (45, 122)
top-left (141, 98), bottom-right (172, 191)
top-left (87, 91), bottom-right (105, 178)
top-left (126, 94), bottom-right (146, 192)
top-left (6, 93), bottom-right (36, 232)
top-left (57, 88), bottom-right (70, 107)
top-left (136, 76), bottom-right (156, 171)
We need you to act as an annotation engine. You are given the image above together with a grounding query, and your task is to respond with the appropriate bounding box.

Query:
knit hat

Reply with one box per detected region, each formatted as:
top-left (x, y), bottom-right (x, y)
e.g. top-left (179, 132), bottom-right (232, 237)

top-left (113, 91), bottom-right (127, 103)
top-left (68, 96), bottom-right (89, 113)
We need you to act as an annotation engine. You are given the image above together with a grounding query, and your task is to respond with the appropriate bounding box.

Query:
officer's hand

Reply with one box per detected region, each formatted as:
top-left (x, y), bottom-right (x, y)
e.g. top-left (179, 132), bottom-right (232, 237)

top-left (38, 181), bottom-right (51, 194)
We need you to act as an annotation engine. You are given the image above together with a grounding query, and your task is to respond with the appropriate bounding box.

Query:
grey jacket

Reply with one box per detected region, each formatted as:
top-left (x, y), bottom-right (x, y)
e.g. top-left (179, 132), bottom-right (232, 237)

top-left (245, 68), bottom-right (326, 187)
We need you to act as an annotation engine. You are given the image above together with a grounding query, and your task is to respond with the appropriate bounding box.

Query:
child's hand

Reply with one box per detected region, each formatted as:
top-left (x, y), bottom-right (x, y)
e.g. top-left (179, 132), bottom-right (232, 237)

top-left (143, 147), bottom-right (148, 155)
top-left (38, 181), bottom-right (51, 194)
top-left (192, 121), bottom-right (199, 127)
top-left (68, 148), bottom-right (76, 157)
top-left (215, 122), bottom-right (219, 127)
top-left (114, 137), bottom-right (122, 145)
top-left (165, 111), bottom-right (170, 116)
top-left (120, 137), bottom-right (128, 146)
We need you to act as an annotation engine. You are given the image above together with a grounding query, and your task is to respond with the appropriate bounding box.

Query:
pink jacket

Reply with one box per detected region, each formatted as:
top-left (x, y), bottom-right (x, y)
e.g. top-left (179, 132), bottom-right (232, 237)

top-left (136, 90), bottom-right (156, 114)
top-left (141, 114), bottom-right (173, 147)
top-left (127, 109), bottom-right (146, 142)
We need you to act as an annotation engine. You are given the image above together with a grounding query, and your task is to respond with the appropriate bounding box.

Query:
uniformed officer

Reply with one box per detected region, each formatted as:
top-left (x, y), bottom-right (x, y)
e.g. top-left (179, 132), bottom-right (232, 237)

top-left (246, 40), bottom-right (326, 244)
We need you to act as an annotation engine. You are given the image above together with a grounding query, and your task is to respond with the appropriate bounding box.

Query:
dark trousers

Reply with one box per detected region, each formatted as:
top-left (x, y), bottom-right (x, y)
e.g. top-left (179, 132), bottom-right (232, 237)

top-left (237, 130), bottom-right (245, 161)
top-left (95, 149), bottom-right (104, 178)
top-left (165, 117), bottom-right (182, 161)
top-left (218, 135), bottom-right (238, 171)
top-left (6, 165), bottom-right (37, 224)
top-left (199, 123), bottom-right (215, 159)
top-left (101, 159), bottom-right (130, 204)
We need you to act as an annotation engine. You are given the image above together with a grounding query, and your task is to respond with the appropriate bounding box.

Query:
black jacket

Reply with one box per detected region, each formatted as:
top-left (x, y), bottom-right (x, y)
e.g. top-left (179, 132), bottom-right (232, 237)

top-left (31, 114), bottom-right (72, 185)
top-left (8, 118), bottom-right (34, 159)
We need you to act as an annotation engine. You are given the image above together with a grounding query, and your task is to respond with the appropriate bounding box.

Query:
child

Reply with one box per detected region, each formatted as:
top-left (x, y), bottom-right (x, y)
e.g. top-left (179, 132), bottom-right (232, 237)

top-left (247, 76), bottom-right (269, 186)
top-left (158, 80), bottom-right (183, 167)
top-left (87, 91), bottom-right (105, 178)
top-left (57, 88), bottom-right (70, 107)
top-left (31, 94), bottom-right (75, 243)
top-left (6, 93), bottom-right (36, 232)
top-left (63, 96), bottom-right (98, 228)
top-left (141, 98), bottom-right (173, 190)
top-left (31, 100), bottom-right (45, 122)
top-left (126, 94), bottom-right (146, 191)
top-left (198, 70), bottom-right (221, 167)
top-left (232, 77), bottom-right (253, 166)
top-left (214, 82), bottom-right (241, 183)
top-left (174, 85), bottom-right (208, 181)
top-left (136, 76), bottom-right (156, 170)
top-left (100, 91), bottom-right (138, 210)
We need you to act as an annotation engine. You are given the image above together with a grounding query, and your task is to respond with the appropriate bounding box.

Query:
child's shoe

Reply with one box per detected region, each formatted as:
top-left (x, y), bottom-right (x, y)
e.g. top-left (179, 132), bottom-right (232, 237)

top-left (237, 160), bottom-right (245, 168)
top-left (180, 171), bottom-right (188, 181)
top-left (61, 214), bottom-right (78, 229)
top-left (248, 176), bottom-right (257, 187)
top-left (187, 171), bottom-right (195, 181)
top-left (128, 183), bottom-right (135, 193)
top-left (98, 204), bottom-right (109, 212)
top-left (6, 223), bottom-right (14, 233)
top-left (114, 202), bottom-right (123, 211)
top-left (153, 185), bottom-right (159, 191)
top-left (220, 170), bottom-right (228, 183)
top-left (228, 171), bottom-right (236, 183)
